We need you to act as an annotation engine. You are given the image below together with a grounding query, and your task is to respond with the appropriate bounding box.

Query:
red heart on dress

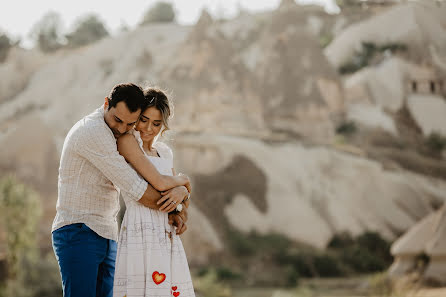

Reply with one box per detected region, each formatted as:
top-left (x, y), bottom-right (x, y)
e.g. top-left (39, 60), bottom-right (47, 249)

top-left (172, 286), bottom-right (177, 291)
top-left (173, 292), bottom-right (180, 297)
top-left (152, 271), bottom-right (166, 285)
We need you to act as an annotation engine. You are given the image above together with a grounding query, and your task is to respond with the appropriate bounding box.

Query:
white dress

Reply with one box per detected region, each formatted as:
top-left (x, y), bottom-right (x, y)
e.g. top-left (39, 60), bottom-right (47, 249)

top-left (113, 130), bottom-right (195, 297)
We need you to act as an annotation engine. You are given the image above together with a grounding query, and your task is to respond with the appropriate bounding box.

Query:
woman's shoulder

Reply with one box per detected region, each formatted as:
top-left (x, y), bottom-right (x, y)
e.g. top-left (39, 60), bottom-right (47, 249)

top-left (117, 130), bottom-right (137, 143)
top-left (117, 130), bottom-right (142, 151)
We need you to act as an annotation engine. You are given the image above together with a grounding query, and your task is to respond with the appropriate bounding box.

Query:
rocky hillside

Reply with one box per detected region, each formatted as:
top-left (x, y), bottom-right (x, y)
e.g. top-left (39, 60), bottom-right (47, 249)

top-left (0, 0), bottom-right (445, 267)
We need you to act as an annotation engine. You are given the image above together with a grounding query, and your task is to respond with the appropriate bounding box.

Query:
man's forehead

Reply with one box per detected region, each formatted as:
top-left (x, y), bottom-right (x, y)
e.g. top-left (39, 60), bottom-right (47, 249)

top-left (113, 102), bottom-right (140, 120)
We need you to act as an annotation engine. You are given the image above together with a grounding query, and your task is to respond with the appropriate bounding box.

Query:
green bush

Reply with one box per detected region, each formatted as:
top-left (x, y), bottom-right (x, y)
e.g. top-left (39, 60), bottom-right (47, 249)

top-left (425, 132), bottom-right (446, 154)
top-left (313, 253), bottom-right (343, 277)
top-left (29, 12), bottom-right (64, 53)
top-left (284, 265), bottom-right (299, 287)
top-left (339, 42), bottom-right (407, 74)
top-left (319, 32), bottom-right (333, 48)
top-left (215, 266), bottom-right (242, 281)
top-left (356, 232), bottom-right (392, 264)
top-left (327, 231), bottom-right (355, 249)
top-left (22, 253), bottom-right (62, 297)
top-left (335, 231), bottom-right (392, 273)
top-left (336, 121), bottom-right (357, 135)
top-left (276, 249), bottom-right (344, 278)
top-left (0, 32), bottom-right (12, 63)
top-left (65, 14), bottom-right (109, 48)
top-left (227, 229), bottom-right (291, 257)
top-left (140, 2), bottom-right (176, 25)
top-left (224, 228), bottom-right (392, 284)
top-left (227, 229), bottom-right (256, 256)
top-left (0, 176), bottom-right (41, 280)
top-left (339, 42), bottom-right (376, 74)
top-left (0, 176), bottom-right (62, 297)
top-left (340, 245), bottom-right (387, 273)
top-left (275, 250), bottom-right (315, 277)
top-left (193, 269), bottom-right (232, 297)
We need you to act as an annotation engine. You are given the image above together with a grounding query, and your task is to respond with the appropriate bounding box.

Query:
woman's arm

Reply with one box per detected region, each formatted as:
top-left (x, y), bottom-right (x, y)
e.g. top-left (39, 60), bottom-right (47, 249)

top-left (157, 167), bottom-right (191, 212)
top-left (116, 133), bottom-right (189, 192)
top-left (172, 168), bottom-right (190, 208)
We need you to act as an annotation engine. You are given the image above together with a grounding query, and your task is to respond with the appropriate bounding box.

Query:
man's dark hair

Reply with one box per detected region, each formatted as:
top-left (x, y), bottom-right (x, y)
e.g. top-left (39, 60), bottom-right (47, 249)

top-left (107, 83), bottom-right (145, 112)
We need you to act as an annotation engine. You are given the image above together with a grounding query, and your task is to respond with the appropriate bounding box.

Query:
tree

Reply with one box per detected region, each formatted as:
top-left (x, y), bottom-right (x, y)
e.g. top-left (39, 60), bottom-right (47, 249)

top-left (65, 14), bottom-right (109, 48)
top-left (0, 31), bottom-right (12, 63)
top-left (140, 1), bottom-right (176, 25)
top-left (0, 176), bottom-right (42, 296)
top-left (29, 11), bottom-right (64, 53)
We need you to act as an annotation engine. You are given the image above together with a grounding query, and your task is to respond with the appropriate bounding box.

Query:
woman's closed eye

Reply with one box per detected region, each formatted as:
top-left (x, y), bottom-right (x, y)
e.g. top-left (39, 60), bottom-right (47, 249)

top-left (140, 118), bottom-right (160, 126)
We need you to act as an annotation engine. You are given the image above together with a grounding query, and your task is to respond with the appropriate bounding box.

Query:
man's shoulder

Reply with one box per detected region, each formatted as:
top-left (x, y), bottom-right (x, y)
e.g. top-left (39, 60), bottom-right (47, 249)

top-left (66, 107), bottom-right (107, 142)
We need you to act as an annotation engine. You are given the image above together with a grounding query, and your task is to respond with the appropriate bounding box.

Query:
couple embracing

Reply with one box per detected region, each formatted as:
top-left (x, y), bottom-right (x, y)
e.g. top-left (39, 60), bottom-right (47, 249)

top-left (52, 83), bottom-right (195, 297)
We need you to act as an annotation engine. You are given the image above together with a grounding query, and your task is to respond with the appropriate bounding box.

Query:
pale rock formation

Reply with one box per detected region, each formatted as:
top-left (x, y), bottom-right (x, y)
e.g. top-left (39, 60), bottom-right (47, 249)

top-left (390, 205), bottom-right (446, 284)
top-left (407, 94), bottom-right (446, 137)
top-left (0, 47), bottom-right (47, 104)
top-left (0, 2), bottom-right (444, 268)
top-left (0, 114), bottom-right (59, 232)
top-left (344, 68), bottom-right (373, 104)
top-left (342, 57), bottom-right (445, 136)
top-left (174, 134), bottom-right (446, 254)
top-left (181, 205), bottom-right (224, 265)
top-left (347, 103), bottom-right (397, 135)
top-left (325, 2), bottom-right (446, 70)
top-left (0, 23), bottom-right (190, 148)
top-left (367, 58), bottom-right (405, 112)
top-left (424, 208), bottom-right (446, 283)
top-left (344, 57), bottom-right (425, 111)
top-left (254, 5), bottom-right (343, 140)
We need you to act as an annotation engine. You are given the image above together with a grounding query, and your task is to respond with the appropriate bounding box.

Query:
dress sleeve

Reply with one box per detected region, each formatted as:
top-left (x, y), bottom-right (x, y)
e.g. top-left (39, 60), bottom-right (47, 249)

top-left (154, 142), bottom-right (174, 172)
top-left (75, 124), bottom-right (148, 201)
top-left (155, 142), bottom-right (173, 160)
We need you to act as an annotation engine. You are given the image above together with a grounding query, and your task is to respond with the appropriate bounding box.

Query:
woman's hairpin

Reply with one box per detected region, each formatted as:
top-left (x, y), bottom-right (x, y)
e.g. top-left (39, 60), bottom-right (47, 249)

top-left (149, 96), bottom-right (155, 104)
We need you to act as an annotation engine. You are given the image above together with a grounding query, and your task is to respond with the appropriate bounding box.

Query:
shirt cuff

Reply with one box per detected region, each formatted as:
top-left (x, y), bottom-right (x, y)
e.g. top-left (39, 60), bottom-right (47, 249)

top-left (126, 179), bottom-right (148, 201)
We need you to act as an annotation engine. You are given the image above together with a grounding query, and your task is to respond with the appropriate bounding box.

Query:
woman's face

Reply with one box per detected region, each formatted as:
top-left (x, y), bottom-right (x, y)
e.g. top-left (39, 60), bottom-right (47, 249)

top-left (135, 106), bottom-right (163, 142)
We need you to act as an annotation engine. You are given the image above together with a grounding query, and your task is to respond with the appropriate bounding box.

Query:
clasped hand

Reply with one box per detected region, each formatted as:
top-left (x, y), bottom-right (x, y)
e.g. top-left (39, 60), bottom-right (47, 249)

top-left (157, 185), bottom-right (189, 212)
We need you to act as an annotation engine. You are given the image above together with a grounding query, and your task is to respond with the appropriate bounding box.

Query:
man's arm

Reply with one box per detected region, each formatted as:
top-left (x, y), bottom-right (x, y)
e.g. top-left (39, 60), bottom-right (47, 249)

top-left (76, 124), bottom-right (182, 213)
top-left (75, 125), bottom-right (150, 202)
top-left (138, 183), bottom-right (162, 209)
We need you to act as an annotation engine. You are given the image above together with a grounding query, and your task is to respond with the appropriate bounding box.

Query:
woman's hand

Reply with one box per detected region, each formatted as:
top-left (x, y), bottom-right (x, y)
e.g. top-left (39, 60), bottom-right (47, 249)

top-left (157, 186), bottom-right (188, 212)
top-left (178, 173), bottom-right (192, 193)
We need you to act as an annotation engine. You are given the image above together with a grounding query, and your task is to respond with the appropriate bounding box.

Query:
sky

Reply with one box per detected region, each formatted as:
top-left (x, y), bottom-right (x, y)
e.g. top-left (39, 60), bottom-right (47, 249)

top-left (0, 0), bottom-right (338, 47)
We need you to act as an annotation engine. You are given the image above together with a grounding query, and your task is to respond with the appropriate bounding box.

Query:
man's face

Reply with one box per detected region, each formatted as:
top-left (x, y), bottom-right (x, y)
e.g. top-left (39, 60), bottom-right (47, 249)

top-left (103, 98), bottom-right (141, 138)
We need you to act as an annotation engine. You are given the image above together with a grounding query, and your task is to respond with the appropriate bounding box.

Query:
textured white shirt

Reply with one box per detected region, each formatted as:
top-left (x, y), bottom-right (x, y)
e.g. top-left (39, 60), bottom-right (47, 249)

top-left (52, 106), bottom-right (148, 241)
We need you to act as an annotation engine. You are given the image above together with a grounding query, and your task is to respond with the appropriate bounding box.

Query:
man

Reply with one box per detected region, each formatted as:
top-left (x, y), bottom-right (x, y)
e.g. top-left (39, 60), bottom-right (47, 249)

top-left (52, 83), bottom-right (188, 297)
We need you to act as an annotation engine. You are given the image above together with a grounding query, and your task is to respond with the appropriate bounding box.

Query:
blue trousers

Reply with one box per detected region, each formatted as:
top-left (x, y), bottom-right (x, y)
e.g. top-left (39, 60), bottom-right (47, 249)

top-left (52, 223), bottom-right (117, 297)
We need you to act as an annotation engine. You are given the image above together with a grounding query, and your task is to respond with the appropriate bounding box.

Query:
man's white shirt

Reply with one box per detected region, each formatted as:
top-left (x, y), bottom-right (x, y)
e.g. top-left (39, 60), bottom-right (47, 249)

top-left (52, 106), bottom-right (148, 241)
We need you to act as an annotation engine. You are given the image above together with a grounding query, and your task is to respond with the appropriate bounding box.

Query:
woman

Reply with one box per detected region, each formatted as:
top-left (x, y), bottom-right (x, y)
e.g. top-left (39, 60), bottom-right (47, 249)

top-left (113, 87), bottom-right (195, 297)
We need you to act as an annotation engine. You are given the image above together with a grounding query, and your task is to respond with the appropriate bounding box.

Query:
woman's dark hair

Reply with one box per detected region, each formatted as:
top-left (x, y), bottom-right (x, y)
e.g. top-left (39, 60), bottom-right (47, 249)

top-left (108, 83), bottom-right (145, 113)
top-left (142, 87), bottom-right (172, 136)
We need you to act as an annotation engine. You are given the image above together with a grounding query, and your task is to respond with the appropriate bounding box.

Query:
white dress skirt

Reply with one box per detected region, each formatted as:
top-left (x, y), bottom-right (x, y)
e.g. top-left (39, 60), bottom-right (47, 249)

top-left (113, 131), bottom-right (195, 297)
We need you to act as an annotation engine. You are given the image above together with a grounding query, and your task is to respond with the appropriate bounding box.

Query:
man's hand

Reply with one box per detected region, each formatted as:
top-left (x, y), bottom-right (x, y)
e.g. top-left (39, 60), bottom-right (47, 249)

top-left (157, 186), bottom-right (189, 212)
top-left (168, 212), bottom-right (188, 235)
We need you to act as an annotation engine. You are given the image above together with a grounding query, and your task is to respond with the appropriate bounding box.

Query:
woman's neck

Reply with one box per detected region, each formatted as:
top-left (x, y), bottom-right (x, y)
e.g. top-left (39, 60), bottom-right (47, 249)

top-left (142, 140), bottom-right (155, 154)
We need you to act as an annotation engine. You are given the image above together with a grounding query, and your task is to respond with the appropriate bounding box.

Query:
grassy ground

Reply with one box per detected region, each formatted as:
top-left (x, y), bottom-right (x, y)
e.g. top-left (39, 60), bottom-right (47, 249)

top-left (230, 276), bottom-right (446, 297)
